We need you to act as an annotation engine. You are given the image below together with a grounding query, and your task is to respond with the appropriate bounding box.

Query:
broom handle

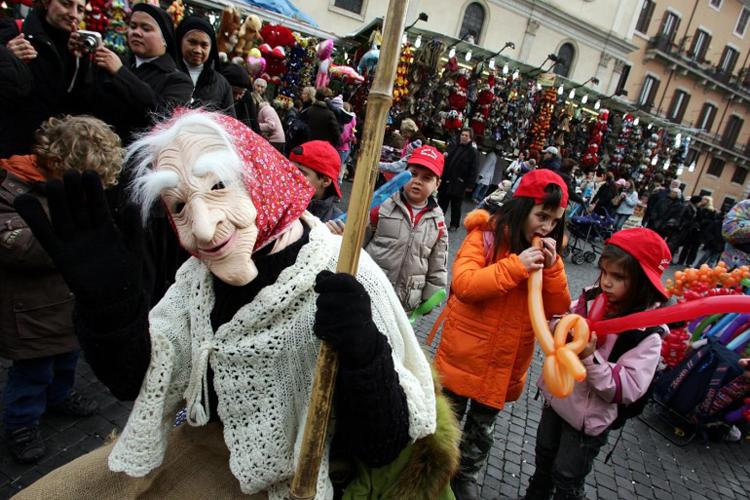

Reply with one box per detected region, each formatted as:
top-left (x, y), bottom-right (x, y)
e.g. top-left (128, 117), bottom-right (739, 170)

top-left (289, 1), bottom-right (410, 498)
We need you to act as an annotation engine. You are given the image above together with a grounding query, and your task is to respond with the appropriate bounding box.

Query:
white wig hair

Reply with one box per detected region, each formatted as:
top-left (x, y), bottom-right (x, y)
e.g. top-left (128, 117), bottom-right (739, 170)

top-left (125, 111), bottom-right (243, 224)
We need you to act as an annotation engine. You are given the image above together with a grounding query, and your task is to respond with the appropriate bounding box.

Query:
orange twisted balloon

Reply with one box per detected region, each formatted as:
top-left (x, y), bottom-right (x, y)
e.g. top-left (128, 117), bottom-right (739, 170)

top-left (528, 237), bottom-right (589, 398)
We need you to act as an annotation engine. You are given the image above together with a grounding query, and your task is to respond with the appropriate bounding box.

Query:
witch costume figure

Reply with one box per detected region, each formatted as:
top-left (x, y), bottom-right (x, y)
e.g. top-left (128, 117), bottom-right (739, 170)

top-left (13, 110), bottom-right (459, 499)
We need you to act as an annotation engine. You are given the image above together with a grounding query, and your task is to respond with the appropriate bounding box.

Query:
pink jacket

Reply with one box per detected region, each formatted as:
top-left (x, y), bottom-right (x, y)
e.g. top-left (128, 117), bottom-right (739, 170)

top-left (258, 104), bottom-right (285, 143)
top-left (538, 293), bottom-right (664, 436)
top-left (338, 117), bottom-right (356, 152)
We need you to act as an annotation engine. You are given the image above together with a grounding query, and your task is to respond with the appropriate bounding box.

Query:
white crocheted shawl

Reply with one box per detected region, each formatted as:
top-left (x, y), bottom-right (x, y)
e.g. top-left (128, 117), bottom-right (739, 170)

top-left (108, 213), bottom-right (436, 499)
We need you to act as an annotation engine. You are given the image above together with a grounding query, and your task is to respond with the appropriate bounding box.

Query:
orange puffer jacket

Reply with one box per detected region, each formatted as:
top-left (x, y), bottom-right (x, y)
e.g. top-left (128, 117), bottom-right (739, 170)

top-left (430, 210), bottom-right (571, 410)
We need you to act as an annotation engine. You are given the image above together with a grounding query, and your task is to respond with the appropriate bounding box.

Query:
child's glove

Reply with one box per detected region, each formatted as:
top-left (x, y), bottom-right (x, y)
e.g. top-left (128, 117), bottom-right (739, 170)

top-left (314, 270), bottom-right (382, 368)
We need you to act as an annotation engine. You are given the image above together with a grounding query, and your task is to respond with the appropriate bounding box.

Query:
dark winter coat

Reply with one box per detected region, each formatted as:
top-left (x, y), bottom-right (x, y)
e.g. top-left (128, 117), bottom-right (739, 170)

top-left (301, 101), bottom-right (341, 149)
top-left (0, 45), bottom-right (32, 107)
top-left (232, 91), bottom-right (260, 133)
top-left (643, 186), bottom-right (667, 227)
top-left (440, 143), bottom-right (478, 198)
top-left (308, 196), bottom-right (343, 222)
top-left (702, 211), bottom-right (725, 252)
top-left (0, 10), bottom-right (78, 157)
top-left (77, 53), bottom-right (193, 143)
top-left (175, 16), bottom-right (234, 116)
top-left (652, 197), bottom-right (684, 233)
top-left (592, 181), bottom-right (617, 217)
top-left (540, 155), bottom-right (561, 172)
top-left (0, 168), bottom-right (78, 360)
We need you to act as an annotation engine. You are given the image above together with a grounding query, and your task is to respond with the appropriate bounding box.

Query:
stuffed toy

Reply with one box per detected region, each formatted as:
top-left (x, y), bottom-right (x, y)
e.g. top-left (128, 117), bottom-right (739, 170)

top-left (329, 65), bottom-right (364, 84)
top-left (216, 6), bottom-right (241, 62)
top-left (245, 48), bottom-right (266, 78)
top-left (233, 14), bottom-right (263, 59)
top-left (166, 0), bottom-right (185, 26)
top-left (84, 0), bottom-right (109, 33)
top-left (259, 23), bottom-right (295, 48)
top-left (316, 39), bottom-right (334, 89)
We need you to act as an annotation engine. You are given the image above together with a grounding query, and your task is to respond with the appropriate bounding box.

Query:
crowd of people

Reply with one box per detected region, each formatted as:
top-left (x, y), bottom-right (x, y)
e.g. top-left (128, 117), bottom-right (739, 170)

top-left (1, 2), bottom-right (749, 500)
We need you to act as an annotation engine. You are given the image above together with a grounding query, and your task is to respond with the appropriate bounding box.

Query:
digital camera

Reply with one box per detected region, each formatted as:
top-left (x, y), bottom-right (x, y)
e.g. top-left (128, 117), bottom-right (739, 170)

top-left (78, 30), bottom-right (102, 52)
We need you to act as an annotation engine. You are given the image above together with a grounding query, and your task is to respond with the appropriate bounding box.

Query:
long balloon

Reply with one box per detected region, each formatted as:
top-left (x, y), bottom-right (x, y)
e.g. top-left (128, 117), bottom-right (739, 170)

top-left (691, 314), bottom-right (722, 341)
top-left (706, 313), bottom-right (738, 338)
top-left (588, 296), bottom-right (750, 335)
top-left (719, 315), bottom-right (750, 343)
top-left (528, 237), bottom-right (588, 398)
top-left (334, 170), bottom-right (412, 222)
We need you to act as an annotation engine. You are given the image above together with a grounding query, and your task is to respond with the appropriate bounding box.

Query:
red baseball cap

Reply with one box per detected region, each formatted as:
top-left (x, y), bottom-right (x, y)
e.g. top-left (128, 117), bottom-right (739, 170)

top-left (408, 145), bottom-right (444, 177)
top-left (513, 169), bottom-right (569, 208)
top-left (289, 140), bottom-right (342, 198)
top-left (606, 228), bottom-right (672, 300)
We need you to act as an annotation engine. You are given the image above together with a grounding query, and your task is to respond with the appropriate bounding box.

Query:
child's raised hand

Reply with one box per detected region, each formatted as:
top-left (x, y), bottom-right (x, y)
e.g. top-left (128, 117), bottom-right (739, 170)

top-left (541, 237), bottom-right (557, 268)
top-left (579, 332), bottom-right (597, 359)
top-left (519, 247), bottom-right (545, 273)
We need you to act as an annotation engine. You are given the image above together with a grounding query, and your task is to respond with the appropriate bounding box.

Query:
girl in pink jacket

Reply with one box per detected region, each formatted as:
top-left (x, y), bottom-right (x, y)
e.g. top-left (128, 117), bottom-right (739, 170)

top-left (522, 228), bottom-right (671, 500)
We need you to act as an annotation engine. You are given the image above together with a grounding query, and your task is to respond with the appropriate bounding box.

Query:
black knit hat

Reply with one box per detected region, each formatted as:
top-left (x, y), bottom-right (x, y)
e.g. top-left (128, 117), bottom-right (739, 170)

top-left (175, 16), bottom-right (221, 71)
top-left (131, 3), bottom-right (178, 60)
top-left (219, 63), bottom-right (251, 88)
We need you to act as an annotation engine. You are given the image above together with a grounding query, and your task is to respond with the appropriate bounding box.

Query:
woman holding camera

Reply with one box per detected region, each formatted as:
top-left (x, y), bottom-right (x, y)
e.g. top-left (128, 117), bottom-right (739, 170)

top-left (75, 3), bottom-right (192, 143)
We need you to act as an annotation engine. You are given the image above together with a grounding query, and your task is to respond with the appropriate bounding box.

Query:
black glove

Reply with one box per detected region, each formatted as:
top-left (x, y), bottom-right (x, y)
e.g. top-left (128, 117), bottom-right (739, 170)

top-left (314, 270), bottom-right (382, 368)
top-left (14, 170), bottom-right (144, 309)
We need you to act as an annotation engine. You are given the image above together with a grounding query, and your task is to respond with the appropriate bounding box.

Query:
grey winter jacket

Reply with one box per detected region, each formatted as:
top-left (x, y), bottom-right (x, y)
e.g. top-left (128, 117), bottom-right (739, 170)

top-left (366, 193), bottom-right (448, 313)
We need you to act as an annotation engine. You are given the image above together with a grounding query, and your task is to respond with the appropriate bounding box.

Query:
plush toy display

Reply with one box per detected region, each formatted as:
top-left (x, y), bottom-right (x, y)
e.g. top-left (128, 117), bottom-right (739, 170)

top-left (84, 0), bottom-right (109, 33)
top-left (315, 39), bottom-right (334, 89)
top-left (166, 0), bottom-right (185, 26)
top-left (233, 14), bottom-right (263, 59)
top-left (216, 6), bottom-right (241, 61)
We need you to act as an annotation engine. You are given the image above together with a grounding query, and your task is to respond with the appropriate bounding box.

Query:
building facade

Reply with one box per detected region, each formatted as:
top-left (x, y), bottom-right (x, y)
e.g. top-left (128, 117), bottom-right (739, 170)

top-left (623, 0), bottom-right (750, 211)
top-left (297, 0), bottom-right (639, 95)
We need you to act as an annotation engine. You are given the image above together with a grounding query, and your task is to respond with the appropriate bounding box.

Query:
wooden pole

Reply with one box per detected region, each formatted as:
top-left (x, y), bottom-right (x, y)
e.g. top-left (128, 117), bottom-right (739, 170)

top-left (290, 1), bottom-right (410, 498)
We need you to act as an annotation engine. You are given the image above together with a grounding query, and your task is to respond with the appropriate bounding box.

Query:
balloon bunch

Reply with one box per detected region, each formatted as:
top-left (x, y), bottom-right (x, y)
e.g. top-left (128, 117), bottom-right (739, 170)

top-left (580, 109), bottom-right (609, 167)
top-left (528, 87), bottom-right (557, 154)
top-left (661, 325), bottom-right (689, 368)
top-left (393, 43), bottom-right (414, 102)
top-left (666, 263), bottom-right (750, 300)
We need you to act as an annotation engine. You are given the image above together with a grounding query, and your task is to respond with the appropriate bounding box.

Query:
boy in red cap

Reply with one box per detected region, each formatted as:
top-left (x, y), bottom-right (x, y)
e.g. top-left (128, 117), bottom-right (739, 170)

top-left (289, 140), bottom-right (344, 226)
top-left (366, 145), bottom-right (449, 313)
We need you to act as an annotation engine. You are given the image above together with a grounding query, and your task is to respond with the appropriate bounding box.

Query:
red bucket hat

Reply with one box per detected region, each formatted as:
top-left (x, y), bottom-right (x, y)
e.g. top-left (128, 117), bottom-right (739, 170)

top-left (605, 228), bottom-right (672, 300)
top-left (289, 140), bottom-right (342, 199)
top-left (513, 169), bottom-right (569, 208)
top-left (408, 145), bottom-right (444, 177)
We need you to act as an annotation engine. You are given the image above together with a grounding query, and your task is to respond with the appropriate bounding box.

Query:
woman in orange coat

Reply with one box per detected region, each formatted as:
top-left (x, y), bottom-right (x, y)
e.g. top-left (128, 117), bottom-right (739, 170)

top-left (428, 169), bottom-right (572, 499)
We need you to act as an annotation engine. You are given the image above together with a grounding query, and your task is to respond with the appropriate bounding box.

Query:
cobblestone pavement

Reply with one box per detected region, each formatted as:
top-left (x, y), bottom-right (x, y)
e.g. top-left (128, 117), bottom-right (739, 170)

top-left (1, 197), bottom-right (749, 499)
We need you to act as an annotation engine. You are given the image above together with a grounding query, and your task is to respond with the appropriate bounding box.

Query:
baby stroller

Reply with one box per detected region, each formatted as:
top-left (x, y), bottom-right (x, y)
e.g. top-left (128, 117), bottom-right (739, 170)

top-left (565, 211), bottom-right (615, 265)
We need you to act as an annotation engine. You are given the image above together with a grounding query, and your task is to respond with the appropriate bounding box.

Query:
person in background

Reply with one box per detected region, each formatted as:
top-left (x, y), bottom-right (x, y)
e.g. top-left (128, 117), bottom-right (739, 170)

top-left (589, 172), bottom-right (617, 218)
top-left (219, 63), bottom-right (259, 133)
top-left (0, 115), bottom-right (123, 463)
top-left (300, 85), bottom-right (316, 111)
top-left (479, 179), bottom-right (513, 214)
top-left (175, 16), bottom-right (234, 115)
top-left (289, 140), bottom-right (343, 226)
top-left (472, 150), bottom-right (497, 203)
top-left (366, 145), bottom-right (448, 313)
top-left (336, 102), bottom-right (357, 184)
top-left (429, 169), bottom-right (571, 500)
top-left (613, 179), bottom-right (638, 231)
top-left (257, 98), bottom-right (285, 153)
top-left (251, 77), bottom-right (267, 109)
top-left (399, 118), bottom-right (419, 158)
top-left (651, 188), bottom-right (685, 241)
top-left (694, 198), bottom-right (723, 267)
top-left (439, 127), bottom-right (478, 231)
top-left (539, 146), bottom-right (561, 172)
top-left (720, 199), bottom-right (750, 269)
top-left (0, 0), bottom-right (84, 157)
top-left (672, 195), bottom-right (706, 265)
top-left (301, 88), bottom-right (341, 149)
top-left (506, 151), bottom-right (527, 184)
top-left (71, 3), bottom-right (193, 143)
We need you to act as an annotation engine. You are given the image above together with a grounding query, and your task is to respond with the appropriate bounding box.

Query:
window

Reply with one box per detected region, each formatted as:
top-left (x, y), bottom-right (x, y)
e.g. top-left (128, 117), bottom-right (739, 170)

top-left (333, 0), bottom-right (364, 15)
top-left (707, 157), bottom-right (726, 177)
top-left (459, 3), bottom-right (485, 43)
top-left (638, 75), bottom-right (660, 108)
top-left (554, 43), bottom-right (575, 78)
top-left (698, 189), bottom-right (712, 197)
top-left (722, 115), bottom-right (744, 148)
top-left (636, 0), bottom-right (655, 34)
top-left (731, 166), bottom-right (748, 184)
top-left (667, 90), bottom-right (691, 123)
top-left (689, 29), bottom-right (711, 61)
top-left (709, 0), bottom-right (722, 10)
top-left (735, 7), bottom-right (750, 37)
top-left (615, 64), bottom-right (631, 95)
top-left (697, 103), bottom-right (718, 131)
top-left (719, 46), bottom-right (740, 74)
top-left (685, 148), bottom-right (699, 167)
top-left (721, 196), bottom-right (736, 213)
top-left (660, 11), bottom-right (681, 44)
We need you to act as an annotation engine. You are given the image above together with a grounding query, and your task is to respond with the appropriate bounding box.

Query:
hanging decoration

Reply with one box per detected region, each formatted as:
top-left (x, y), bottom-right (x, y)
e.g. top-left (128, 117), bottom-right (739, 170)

top-left (581, 109), bottom-right (609, 168)
top-left (393, 43), bottom-right (414, 103)
top-left (103, 0), bottom-right (129, 54)
top-left (528, 86), bottom-right (557, 154)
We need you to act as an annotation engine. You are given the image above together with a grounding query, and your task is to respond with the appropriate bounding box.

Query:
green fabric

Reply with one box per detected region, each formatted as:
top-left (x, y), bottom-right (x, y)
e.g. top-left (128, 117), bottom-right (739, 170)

top-left (342, 443), bottom-right (455, 499)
